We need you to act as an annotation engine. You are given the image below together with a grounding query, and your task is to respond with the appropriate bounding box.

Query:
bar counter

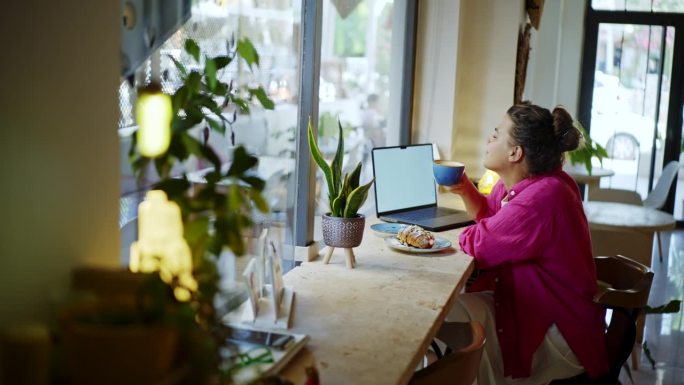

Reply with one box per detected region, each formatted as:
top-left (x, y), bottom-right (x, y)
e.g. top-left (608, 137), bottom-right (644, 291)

top-left (278, 217), bottom-right (473, 385)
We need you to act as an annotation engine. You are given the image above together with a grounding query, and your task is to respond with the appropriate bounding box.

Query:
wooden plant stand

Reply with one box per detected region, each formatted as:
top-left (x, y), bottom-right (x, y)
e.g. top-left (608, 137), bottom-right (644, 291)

top-left (323, 247), bottom-right (356, 269)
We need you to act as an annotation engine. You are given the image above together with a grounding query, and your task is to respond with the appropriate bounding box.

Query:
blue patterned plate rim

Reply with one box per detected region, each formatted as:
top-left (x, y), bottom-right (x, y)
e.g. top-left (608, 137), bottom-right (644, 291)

top-left (370, 223), bottom-right (407, 235)
top-left (384, 236), bottom-right (452, 254)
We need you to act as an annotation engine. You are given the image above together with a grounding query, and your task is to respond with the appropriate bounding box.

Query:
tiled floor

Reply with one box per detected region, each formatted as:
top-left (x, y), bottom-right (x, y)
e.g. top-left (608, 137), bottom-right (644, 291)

top-left (619, 229), bottom-right (684, 385)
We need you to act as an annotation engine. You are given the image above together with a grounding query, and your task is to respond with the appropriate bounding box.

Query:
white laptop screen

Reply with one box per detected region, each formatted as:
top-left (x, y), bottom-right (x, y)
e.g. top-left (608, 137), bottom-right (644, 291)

top-left (373, 145), bottom-right (437, 214)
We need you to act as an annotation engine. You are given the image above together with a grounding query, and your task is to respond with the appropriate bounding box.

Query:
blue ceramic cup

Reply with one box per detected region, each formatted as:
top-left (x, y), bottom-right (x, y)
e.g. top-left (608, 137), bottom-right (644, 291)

top-left (433, 160), bottom-right (465, 186)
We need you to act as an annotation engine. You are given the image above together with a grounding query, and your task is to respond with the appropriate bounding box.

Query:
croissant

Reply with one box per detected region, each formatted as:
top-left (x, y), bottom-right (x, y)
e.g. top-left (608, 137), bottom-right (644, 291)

top-left (397, 225), bottom-right (435, 249)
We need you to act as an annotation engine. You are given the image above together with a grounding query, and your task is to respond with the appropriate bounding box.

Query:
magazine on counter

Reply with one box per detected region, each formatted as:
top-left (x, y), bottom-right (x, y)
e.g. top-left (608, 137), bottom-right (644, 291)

top-left (220, 324), bottom-right (309, 382)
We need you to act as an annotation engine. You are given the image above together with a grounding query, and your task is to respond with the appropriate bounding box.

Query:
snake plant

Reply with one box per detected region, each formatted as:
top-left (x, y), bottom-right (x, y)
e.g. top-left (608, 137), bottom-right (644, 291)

top-left (307, 118), bottom-right (374, 218)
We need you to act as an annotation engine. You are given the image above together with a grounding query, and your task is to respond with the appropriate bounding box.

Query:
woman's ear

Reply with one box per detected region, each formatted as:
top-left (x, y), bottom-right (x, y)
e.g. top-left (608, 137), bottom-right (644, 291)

top-left (509, 145), bottom-right (524, 163)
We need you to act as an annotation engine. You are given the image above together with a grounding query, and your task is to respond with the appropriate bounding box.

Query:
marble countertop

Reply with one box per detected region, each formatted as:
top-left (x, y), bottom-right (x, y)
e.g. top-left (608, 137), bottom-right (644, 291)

top-left (278, 217), bottom-right (473, 385)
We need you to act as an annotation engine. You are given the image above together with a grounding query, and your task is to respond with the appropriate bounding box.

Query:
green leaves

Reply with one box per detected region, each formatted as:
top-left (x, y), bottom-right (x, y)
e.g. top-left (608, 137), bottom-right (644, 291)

top-left (227, 146), bottom-right (258, 176)
top-left (230, 96), bottom-right (250, 114)
top-left (184, 39), bottom-right (201, 62)
top-left (344, 179), bottom-right (374, 218)
top-left (348, 162), bottom-right (362, 190)
top-left (197, 94), bottom-right (223, 117)
top-left (331, 122), bottom-right (344, 200)
top-left (206, 117), bottom-right (225, 134)
top-left (250, 189), bottom-right (269, 212)
top-left (127, 36), bottom-right (283, 354)
top-left (237, 38), bottom-right (259, 70)
top-left (155, 177), bottom-right (191, 200)
top-left (213, 55), bottom-right (232, 70)
top-left (167, 55), bottom-right (187, 77)
top-left (204, 57), bottom-right (218, 91)
top-left (642, 299), bottom-right (681, 314)
top-left (179, 131), bottom-right (202, 157)
top-left (132, 37), bottom-right (276, 264)
top-left (165, 37), bottom-right (275, 147)
top-left (186, 71), bottom-right (202, 94)
top-left (640, 299), bottom-right (681, 371)
top-left (568, 121), bottom-right (609, 175)
top-left (307, 116), bottom-right (374, 217)
top-left (185, 216), bottom-right (210, 247)
top-left (331, 174), bottom-right (349, 217)
top-left (249, 87), bottom-right (275, 110)
top-left (172, 86), bottom-right (190, 116)
top-left (308, 117), bottom-right (335, 197)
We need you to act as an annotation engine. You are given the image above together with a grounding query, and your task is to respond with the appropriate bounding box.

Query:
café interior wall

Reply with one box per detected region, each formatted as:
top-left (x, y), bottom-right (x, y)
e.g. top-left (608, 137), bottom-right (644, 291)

top-left (0, 2), bottom-right (121, 327)
top-left (524, 0), bottom-right (586, 118)
top-left (412, 0), bottom-right (526, 178)
top-left (451, 0), bottom-right (526, 178)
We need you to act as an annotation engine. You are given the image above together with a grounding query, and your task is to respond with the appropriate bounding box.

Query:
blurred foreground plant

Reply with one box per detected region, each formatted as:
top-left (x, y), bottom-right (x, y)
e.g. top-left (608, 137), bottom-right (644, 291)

top-left (128, 36), bottom-right (276, 382)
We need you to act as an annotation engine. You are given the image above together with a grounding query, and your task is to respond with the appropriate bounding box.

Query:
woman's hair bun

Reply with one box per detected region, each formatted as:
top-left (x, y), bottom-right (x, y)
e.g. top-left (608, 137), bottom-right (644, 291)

top-left (552, 106), bottom-right (581, 152)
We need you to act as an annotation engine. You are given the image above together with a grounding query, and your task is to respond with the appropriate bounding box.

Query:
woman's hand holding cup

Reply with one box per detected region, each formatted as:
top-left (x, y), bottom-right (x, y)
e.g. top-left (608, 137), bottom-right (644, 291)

top-left (433, 162), bottom-right (482, 219)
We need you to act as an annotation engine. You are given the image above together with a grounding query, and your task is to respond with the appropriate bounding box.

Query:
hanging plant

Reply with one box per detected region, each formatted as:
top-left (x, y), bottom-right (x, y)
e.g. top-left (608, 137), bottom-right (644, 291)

top-left (126, 36), bottom-right (277, 381)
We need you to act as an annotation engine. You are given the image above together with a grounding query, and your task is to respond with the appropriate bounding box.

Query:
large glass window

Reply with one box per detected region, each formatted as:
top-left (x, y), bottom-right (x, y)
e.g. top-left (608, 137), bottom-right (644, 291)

top-left (592, 0), bottom-right (684, 13)
top-left (590, 23), bottom-right (674, 200)
top-left (119, 0), bottom-right (301, 264)
top-left (313, 0), bottom-right (402, 240)
top-left (581, 3), bottom-right (684, 223)
top-left (120, 0), bottom-right (415, 261)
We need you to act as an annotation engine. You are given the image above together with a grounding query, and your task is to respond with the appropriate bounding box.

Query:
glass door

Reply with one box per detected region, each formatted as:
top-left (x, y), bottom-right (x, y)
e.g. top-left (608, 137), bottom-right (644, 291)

top-left (589, 23), bottom-right (674, 200)
top-left (580, 3), bottom-right (684, 221)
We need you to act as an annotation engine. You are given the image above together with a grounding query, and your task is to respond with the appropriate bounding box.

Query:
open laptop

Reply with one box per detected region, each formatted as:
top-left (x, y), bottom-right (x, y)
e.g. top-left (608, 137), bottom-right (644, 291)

top-left (371, 144), bottom-right (473, 231)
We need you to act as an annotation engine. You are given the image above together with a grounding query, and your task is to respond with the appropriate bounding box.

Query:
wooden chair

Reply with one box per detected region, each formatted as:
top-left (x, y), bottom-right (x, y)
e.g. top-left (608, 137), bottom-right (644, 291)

top-left (550, 255), bottom-right (654, 385)
top-left (411, 321), bottom-right (486, 385)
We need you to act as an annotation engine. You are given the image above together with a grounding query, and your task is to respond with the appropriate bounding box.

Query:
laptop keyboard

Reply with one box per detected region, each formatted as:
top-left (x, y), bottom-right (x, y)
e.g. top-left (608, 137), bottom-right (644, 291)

top-left (398, 207), bottom-right (455, 221)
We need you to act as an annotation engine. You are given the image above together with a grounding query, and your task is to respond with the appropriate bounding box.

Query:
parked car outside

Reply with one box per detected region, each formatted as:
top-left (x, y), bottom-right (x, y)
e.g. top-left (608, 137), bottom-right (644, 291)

top-left (589, 71), bottom-right (664, 161)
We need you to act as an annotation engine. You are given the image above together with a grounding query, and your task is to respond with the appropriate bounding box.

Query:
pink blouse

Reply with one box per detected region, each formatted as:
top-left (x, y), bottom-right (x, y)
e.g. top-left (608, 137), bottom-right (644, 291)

top-left (459, 169), bottom-right (608, 379)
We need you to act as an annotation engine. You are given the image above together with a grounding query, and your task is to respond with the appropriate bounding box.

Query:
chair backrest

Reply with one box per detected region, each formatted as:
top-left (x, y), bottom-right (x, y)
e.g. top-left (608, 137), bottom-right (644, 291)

top-left (643, 160), bottom-right (680, 209)
top-left (411, 321), bottom-right (486, 385)
top-left (588, 188), bottom-right (643, 206)
top-left (594, 255), bottom-right (653, 309)
top-left (595, 255), bottom-right (653, 383)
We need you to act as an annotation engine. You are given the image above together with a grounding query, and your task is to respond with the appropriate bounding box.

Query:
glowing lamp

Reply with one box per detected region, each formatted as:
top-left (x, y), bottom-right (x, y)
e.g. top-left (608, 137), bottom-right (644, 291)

top-left (130, 190), bottom-right (197, 301)
top-left (478, 169), bottom-right (500, 195)
top-left (135, 85), bottom-right (172, 157)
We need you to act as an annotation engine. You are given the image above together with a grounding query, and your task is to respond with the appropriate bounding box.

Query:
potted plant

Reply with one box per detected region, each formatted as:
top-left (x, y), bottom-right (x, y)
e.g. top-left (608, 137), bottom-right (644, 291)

top-left (62, 36), bottom-right (277, 384)
top-left (60, 273), bottom-right (192, 385)
top-left (308, 118), bottom-right (374, 268)
top-left (567, 121), bottom-right (609, 175)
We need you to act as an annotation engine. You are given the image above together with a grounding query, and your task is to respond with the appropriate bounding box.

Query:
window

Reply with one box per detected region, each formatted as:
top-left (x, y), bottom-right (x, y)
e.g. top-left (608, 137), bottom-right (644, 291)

top-left (580, 1), bottom-right (684, 221)
top-left (119, 0), bottom-right (416, 263)
top-left (592, 0), bottom-right (684, 13)
top-left (119, 0), bottom-right (302, 265)
top-left (313, 0), bottom-right (410, 241)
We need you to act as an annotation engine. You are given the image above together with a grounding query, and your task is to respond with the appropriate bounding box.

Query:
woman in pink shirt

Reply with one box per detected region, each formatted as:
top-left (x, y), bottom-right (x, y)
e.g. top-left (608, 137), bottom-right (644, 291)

top-left (444, 103), bottom-right (608, 384)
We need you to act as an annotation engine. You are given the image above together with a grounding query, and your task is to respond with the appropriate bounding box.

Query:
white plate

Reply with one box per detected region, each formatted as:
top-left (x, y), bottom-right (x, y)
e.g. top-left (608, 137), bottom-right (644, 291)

top-left (384, 236), bottom-right (452, 254)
